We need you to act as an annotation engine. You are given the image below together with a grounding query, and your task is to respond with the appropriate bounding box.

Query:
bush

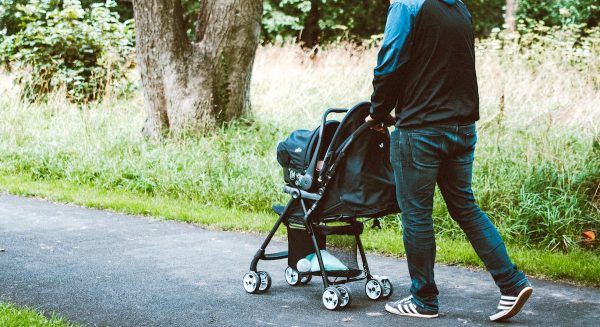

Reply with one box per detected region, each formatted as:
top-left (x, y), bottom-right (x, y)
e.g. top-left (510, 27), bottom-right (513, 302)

top-left (261, 0), bottom-right (507, 44)
top-left (0, 0), bottom-right (30, 36)
top-left (0, 0), bottom-right (135, 103)
top-left (261, 0), bottom-right (389, 45)
top-left (468, 0), bottom-right (506, 38)
top-left (260, 0), bottom-right (600, 44)
top-left (0, 0), bottom-right (133, 36)
top-left (517, 0), bottom-right (600, 28)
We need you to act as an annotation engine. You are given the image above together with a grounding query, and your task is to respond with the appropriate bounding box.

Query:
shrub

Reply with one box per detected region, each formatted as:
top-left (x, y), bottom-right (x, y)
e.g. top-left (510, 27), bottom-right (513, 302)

top-left (517, 0), bottom-right (600, 28)
top-left (0, 0), bottom-right (133, 36)
top-left (0, 0), bottom-right (135, 103)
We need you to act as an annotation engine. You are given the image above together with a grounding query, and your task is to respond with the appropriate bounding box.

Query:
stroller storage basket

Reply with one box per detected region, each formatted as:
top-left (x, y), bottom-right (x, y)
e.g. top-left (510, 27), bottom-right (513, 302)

top-left (287, 220), bottom-right (363, 277)
top-left (286, 218), bottom-right (325, 270)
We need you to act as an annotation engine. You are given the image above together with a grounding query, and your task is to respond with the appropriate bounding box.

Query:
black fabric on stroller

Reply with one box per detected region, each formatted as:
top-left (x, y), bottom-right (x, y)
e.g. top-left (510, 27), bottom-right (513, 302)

top-left (277, 102), bottom-right (399, 219)
top-left (245, 102), bottom-right (399, 310)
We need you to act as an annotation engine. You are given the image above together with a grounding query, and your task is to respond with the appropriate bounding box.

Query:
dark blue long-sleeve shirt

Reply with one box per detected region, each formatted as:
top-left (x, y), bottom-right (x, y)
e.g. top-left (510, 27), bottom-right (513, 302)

top-left (369, 0), bottom-right (479, 127)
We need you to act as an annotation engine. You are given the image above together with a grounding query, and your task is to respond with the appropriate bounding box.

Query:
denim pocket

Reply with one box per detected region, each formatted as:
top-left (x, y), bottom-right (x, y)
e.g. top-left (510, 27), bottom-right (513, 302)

top-left (407, 132), bottom-right (443, 168)
top-left (451, 131), bottom-right (477, 164)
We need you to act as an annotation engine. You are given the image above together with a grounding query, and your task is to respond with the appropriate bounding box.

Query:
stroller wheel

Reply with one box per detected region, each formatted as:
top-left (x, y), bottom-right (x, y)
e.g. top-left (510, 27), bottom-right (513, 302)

top-left (284, 266), bottom-right (300, 286)
top-left (243, 271), bottom-right (260, 294)
top-left (322, 287), bottom-right (342, 311)
top-left (380, 277), bottom-right (393, 298)
top-left (257, 271), bottom-right (272, 292)
top-left (300, 273), bottom-right (312, 285)
top-left (336, 285), bottom-right (352, 308)
top-left (365, 279), bottom-right (383, 300)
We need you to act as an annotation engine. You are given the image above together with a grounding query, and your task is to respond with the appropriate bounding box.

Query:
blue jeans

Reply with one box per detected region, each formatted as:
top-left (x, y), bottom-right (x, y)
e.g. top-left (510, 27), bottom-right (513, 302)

top-left (389, 124), bottom-right (527, 312)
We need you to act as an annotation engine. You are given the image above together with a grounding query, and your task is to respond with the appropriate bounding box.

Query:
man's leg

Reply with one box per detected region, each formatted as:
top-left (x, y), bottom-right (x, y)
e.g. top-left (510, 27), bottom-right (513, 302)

top-left (436, 128), bottom-right (526, 292)
top-left (389, 129), bottom-right (441, 313)
top-left (437, 126), bottom-right (531, 321)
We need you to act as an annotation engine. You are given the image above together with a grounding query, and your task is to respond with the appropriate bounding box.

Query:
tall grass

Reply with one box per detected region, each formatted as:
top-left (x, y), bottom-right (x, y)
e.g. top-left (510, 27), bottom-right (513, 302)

top-left (0, 35), bottom-right (598, 252)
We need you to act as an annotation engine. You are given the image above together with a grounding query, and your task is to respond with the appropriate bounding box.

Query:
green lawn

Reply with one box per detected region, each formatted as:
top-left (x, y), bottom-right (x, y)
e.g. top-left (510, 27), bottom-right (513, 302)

top-left (0, 302), bottom-right (77, 327)
top-left (2, 174), bottom-right (598, 287)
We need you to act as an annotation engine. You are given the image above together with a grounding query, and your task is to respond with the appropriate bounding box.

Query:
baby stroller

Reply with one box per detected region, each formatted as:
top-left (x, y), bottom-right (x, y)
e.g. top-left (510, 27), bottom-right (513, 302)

top-left (242, 102), bottom-right (400, 310)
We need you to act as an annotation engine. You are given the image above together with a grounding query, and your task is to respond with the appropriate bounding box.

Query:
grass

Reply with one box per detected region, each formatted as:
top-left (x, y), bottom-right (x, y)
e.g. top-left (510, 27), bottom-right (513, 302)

top-left (0, 34), bottom-right (599, 284)
top-left (0, 302), bottom-right (77, 327)
top-left (2, 174), bottom-right (599, 286)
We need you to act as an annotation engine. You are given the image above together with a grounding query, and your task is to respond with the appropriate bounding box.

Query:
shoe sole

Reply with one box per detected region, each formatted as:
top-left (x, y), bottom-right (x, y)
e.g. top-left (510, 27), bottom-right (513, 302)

top-left (385, 304), bottom-right (439, 318)
top-left (489, 286), bottom-right (533, 322)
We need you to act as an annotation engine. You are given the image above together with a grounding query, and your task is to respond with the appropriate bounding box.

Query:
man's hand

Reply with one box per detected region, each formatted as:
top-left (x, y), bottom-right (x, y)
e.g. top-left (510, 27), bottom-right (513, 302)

top-left (365, 115), bottom-right (388, 133)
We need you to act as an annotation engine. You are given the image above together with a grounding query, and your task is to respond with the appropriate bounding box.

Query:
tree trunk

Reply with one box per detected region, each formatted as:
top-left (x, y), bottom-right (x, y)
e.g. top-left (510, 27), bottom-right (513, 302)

top-left (299, 0), bottom-right (321, 48)
top-left (505, 0), bottom-right (518, 33)
top-left (132, 0), bottom-right (263, 139)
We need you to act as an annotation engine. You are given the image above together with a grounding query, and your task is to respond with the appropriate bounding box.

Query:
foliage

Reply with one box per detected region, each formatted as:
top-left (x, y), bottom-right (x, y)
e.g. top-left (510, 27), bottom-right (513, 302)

top-left (259, 0), bottom-right (600, 44)
top-left (181, 0), bottom-right (201, 39)
top-left (488, 21), bottom-right (600, 84)
top-left (517, 0), bottom-right (600, 28)
top-left (0, 0), bottom-right (135, 103)
top-left (467, 0), bottom-right (506, 37)
top-left (0, 0), bottom-right (30, 36)
top-left (262, 0), bottom-right (389, 45)
top-left (3, 1), bottom-right (600, 48)
top-left (0, 0), bottom-right (133, 36)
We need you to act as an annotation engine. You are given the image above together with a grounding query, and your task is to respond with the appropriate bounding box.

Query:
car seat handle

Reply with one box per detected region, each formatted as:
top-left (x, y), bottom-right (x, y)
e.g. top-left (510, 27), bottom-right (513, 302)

top-left (303, 108), bottom-right (349, 190)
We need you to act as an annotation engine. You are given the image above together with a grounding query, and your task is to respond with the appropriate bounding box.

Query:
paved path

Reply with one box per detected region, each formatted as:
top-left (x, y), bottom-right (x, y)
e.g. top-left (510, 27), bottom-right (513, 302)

top-left (1, 194), bottom-right (599, 326)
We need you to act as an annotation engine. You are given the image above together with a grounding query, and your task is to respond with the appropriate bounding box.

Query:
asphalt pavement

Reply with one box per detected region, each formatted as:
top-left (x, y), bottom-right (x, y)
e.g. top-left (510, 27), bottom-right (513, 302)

top-left (1, 194), bottom-right (599, 326)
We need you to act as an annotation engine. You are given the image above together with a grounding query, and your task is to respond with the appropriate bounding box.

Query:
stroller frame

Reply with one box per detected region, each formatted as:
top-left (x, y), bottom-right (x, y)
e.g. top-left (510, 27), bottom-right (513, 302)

top-left (243, 104), bottom-right (394, 310)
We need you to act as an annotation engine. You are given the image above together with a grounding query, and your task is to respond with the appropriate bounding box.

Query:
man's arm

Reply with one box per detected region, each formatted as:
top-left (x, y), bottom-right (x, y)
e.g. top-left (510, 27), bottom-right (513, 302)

top-left (369, 1), bottom-right (417, 122)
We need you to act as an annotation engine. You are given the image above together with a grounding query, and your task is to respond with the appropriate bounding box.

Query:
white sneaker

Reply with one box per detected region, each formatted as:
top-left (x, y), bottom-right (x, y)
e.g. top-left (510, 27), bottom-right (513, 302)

top-left (385, 295), bottom-right (439, 318)
top-left (489, 284), bottom-right (533, 322)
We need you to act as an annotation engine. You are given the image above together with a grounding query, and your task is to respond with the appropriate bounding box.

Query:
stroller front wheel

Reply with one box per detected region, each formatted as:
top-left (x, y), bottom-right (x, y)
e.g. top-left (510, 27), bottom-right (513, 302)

top-left (380, 277), bottom-right (393, 298)
top-left (258, 271), bottom-right (272, 292)
top-left (365, 279), bottom-right (383, 300)
top-left (322, 287), bottom-right (342, 310)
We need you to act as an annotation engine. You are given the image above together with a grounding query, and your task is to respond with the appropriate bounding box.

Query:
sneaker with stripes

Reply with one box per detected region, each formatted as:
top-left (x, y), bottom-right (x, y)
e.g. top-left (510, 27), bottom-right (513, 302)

top-left (385, 295), bottom-right (439, 318)
top-left (489, 283), bottom-right (533, 322)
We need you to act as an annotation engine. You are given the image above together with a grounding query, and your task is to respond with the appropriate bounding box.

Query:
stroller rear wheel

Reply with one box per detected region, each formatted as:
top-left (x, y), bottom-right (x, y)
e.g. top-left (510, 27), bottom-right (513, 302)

top-left (258, 271), bottom-right (272, 292)
top-left (336, 285), bottom-right (352, 308)
top-left (243, 271), bottom-right (260, 294)
top-left (300, 273), bottom-right (312, 285)
top-left (322, 287), bottom-right (342, 310)
top-left (284, 266), bottom-right (300, 286)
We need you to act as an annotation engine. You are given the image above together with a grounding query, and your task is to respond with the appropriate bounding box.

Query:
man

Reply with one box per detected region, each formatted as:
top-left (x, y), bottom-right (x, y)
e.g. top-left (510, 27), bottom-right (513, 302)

top-left (365, 0), bottom-right (533, 322)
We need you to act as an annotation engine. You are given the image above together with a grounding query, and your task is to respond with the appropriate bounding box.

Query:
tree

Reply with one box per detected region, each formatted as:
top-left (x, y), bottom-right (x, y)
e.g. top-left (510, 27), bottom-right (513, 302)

top-left (299, 0), bottom-right (320, 47)
top-left (131, 0), bottom-right (262, 138)
top-left (505, 0), bottom-right (517, 32)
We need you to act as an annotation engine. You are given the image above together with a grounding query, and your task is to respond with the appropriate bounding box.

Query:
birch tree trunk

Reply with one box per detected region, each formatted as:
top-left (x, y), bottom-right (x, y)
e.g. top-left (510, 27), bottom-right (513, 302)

top-left (132, 0), bottom-right (263, 138)
top-left (505, 0), bottom-right (518, 32)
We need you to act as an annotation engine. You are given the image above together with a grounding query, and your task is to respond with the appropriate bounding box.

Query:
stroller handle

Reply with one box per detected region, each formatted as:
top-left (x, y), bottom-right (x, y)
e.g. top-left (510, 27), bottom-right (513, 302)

top-left (365, 115), bottom-right (395, 128)
top-left (301, 108), bottom-right (350, 191)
